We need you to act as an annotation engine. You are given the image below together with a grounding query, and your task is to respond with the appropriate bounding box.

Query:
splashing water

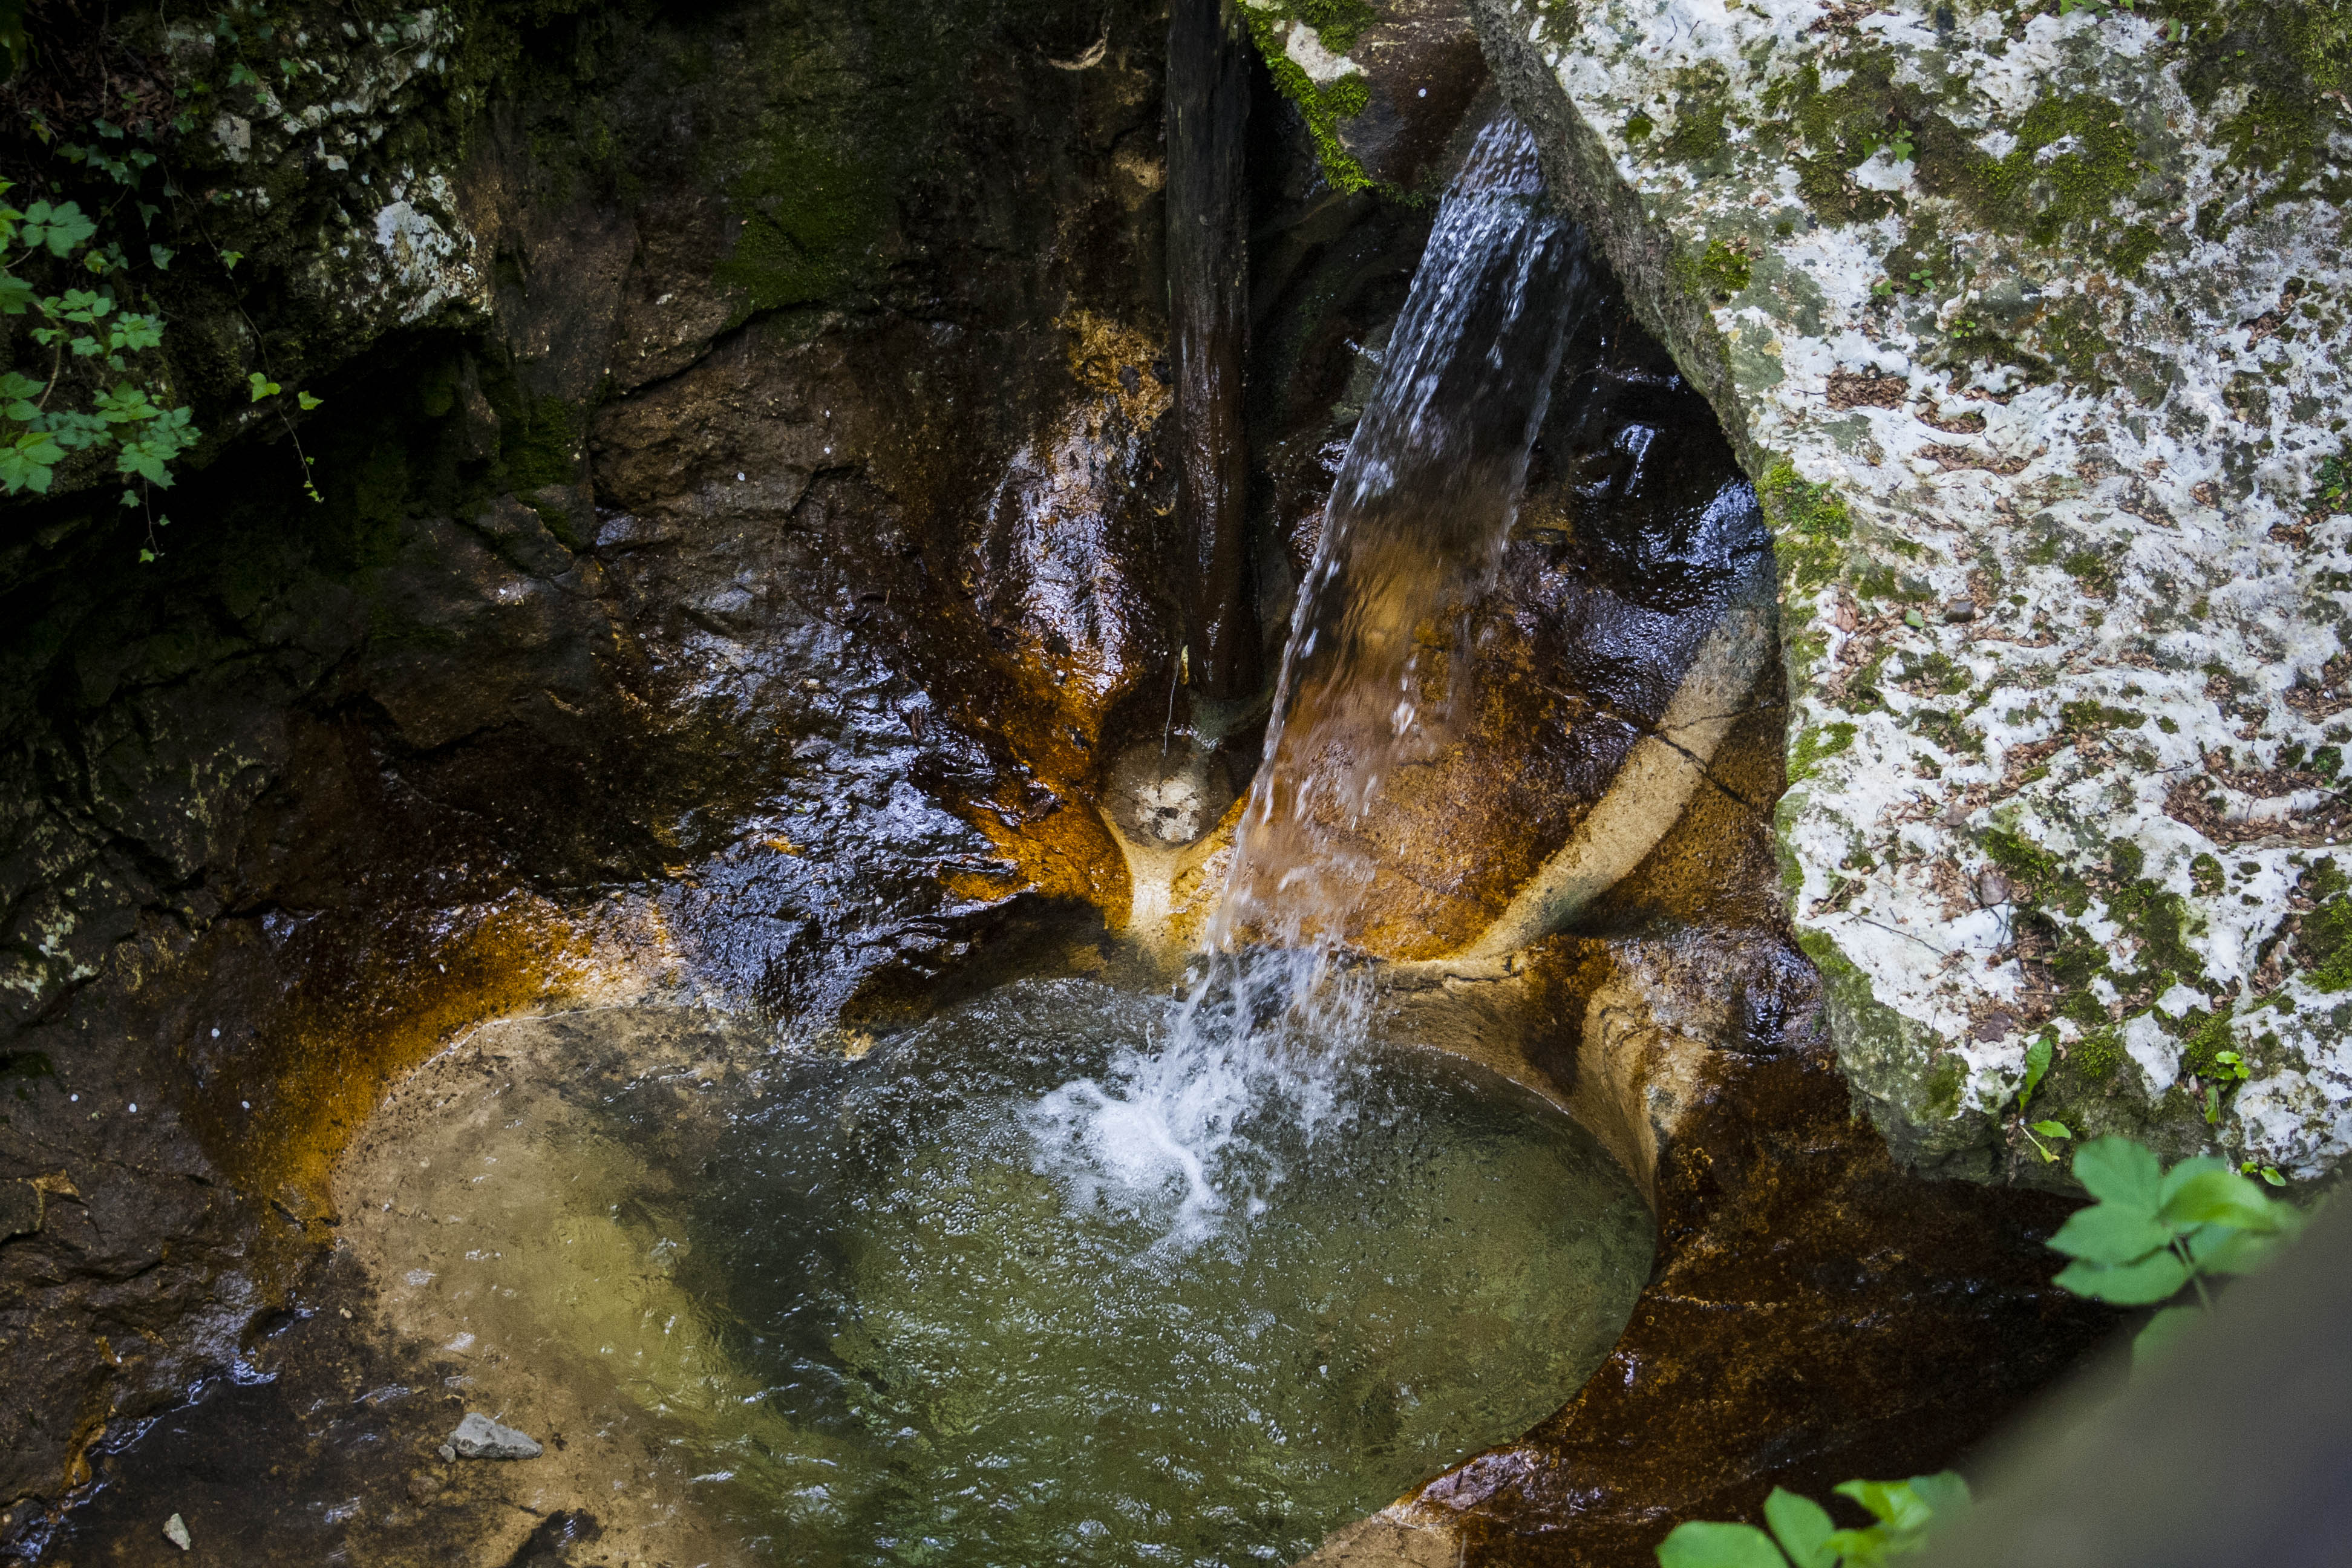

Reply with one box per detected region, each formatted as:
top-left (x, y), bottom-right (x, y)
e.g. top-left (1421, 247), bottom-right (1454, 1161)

top-left (1027, 116), bottom-right (1590, 1240)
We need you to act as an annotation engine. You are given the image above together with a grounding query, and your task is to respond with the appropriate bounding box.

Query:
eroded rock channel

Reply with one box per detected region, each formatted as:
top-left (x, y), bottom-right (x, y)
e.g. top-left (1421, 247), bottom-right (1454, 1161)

top-left (0, 0), bottom-right (2202, 1561)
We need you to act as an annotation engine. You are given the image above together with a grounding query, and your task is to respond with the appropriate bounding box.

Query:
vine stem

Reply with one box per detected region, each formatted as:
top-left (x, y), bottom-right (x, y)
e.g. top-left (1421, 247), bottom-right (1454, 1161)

top-left (155, 150), bottom-right (322, 502)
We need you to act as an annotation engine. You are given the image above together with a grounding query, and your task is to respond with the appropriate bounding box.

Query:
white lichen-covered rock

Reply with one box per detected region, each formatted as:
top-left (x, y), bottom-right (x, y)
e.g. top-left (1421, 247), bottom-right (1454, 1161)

top-left (1472, 0), bottom-right (2352, 1179)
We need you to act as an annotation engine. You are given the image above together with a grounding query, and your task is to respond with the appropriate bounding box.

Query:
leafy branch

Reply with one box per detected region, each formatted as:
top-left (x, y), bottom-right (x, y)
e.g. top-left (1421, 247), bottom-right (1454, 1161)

top-left (0, 178), bottom-right (200, 546)
top-left (2045, 1135), bottom-right (2304, 1365)
top-left (1658, 1473), bottom-right (1971, 1567)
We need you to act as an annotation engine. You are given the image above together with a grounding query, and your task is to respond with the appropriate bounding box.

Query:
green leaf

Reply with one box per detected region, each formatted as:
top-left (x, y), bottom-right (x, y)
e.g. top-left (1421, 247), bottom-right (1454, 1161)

top-left (2158, 1169), bottom-right (2281, 1233)
top-left (2155, 1154), bottom-right (2230, 1204)
top-left (149, 243), bottom-right (175, 271)
top-left (2071, 1137), bottom-right (2163, 1209)
top-left (1763, 1490), bottom-right (1837, 1568)
top-left (0, 275), bottom-right (33, 314)
top-left (1821, 1529), bottom-right (1891, 1568)
top-left (2029, 1120), bottom-right (2072, 1139)
top-left (1656, 1521), bottom-right (1789, 1568)
top-left (2020, 1037), bottom-right (2052, 1107)
top-left (247, 371), bottom-right (281, 402)
top-left (1832, 1480), bottom-right (1933, 1533)
top-left (2132, 1303), bottom-right (2204, 1368)
top-left (2053, 1247), bottom-right (2191, 1305)
top-left (295, 390), bottom-right (321, 411)
top-left (220, 249), bottom-right (244, 271)
top-left (2048, 1201), bottom-right (2173, 1264)
top-left (2189, 1212), bottom-right (2304, 1274)
top-left (20, 199), bottom-right (97, 257)
top-left (0, 430), bottom-right (67, 494)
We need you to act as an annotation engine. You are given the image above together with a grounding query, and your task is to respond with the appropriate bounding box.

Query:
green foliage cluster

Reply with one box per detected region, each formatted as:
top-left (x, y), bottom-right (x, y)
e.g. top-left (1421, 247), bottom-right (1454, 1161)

top-left (2047, 1135), bottom-right (2303, 1364)
top-left (1658, 1474), bottom-right (1971, 1567)
top-left (0, 179), bottom-right (198, 527)
top-left (1, 0), bottom-right (327, 549)
top-left (2319, 448), bottom-right (2351, 515)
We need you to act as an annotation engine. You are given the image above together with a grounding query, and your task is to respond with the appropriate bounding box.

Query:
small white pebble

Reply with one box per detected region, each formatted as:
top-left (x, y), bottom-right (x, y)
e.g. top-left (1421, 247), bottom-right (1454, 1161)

top-left (211, 1027), bottom-right (220, 1038)
top-left (241, 1100), bottom-right (251, 1110)
top-left (736, 471), bottom-right (746, 481)
top-left (128, 1103), bottom-right (137, 1114)
top-left (164, 1514), bottom-right (191, 1550)
top-left (70, 1094), bottom-right (78, 1103)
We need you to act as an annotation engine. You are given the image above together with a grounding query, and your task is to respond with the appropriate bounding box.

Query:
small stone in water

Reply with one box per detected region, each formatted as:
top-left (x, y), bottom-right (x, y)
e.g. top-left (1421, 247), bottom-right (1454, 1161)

top-left (1944, 597), bottom-right (1976, 622)
top-left (163, 1513), bottom-right (191, 1550)
top-left (449, 1411), bottom-right (543, 1460)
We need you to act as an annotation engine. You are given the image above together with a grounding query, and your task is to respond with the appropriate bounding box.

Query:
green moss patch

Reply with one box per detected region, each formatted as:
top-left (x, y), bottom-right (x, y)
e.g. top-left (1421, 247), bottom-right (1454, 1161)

top-left (2295, 857), bottom-right (2352, 990)
top-left (1238, 6), bottom-right (1383, 195)
top-left (1756, 457), bottom-right (1851, 588)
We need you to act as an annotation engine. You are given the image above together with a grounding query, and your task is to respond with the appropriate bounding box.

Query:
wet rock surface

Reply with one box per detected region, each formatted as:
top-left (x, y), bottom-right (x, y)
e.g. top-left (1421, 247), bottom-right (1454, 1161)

top-left (0, 0), bottom-right (1184, 1549)
top-left (1390, 982), bottom-right (2110, 1566)
top-left (1472, 0), bottom-right (2352, 1182)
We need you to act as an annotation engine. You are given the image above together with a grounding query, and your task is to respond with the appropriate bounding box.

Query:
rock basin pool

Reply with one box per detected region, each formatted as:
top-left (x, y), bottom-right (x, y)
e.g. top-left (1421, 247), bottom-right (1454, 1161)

top-left (343, 978), bottom-right (1655, 1566)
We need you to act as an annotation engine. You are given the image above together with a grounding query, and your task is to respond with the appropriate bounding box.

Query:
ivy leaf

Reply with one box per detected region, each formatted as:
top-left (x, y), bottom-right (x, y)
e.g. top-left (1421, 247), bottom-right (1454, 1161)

top-left (1832, 1479), bottom-right (1935, 1534)
top-left (2053, 1247), bottom-right (2191, 1305)
top-left (20, 199), bottom-right (97, 257)
top-left (0, 430), bottom-right (67, 494)
top-left (2047, 1201), bottom-right (2172, 1264)
top-left (94, 384), bottom-right (161, 424)
top-left (1762, 1489), bottom-right (1837, 1568)
top-left (1656, 1521), bottom-right (1789, 1568)
top-left (149, 243), bottom-right (175, 271)
top-left (296, 390), bottom-right (321, 411)
top-left (220, 249), bottom-right (244, 271)
top-left (248, 371), bottom-right (281, 402)
top-left (2186, 1221), bottom-right (2293, 1276)
top-left (2157, 1169), bottom-right (2279, 1233)
top-left (2070, 1136), bottom-right (2163, 1209)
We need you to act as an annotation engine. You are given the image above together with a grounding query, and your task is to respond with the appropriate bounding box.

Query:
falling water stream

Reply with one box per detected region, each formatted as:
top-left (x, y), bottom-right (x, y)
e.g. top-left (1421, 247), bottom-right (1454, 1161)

top-left (346, 114), bottom-right (1653, 1568)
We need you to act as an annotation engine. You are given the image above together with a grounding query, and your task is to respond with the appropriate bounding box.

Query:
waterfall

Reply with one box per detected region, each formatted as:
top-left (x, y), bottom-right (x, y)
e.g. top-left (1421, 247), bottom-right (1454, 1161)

top-left (1214, 115), bottom-right (1588, 954)
top-left (1025, 114), bottom-right (1588, 1243)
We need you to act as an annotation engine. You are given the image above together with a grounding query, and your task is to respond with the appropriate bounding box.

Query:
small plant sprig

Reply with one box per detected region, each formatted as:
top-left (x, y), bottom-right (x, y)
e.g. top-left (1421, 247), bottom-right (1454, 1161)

top-left (2316, 449), bottom-right (2349, 515)
top-left (2013, 1034), bottom-right (2074, 1163)
top-left (1658, 1473), bottom-right (1970, 1567)
top-left (2047, 1135), bottom-right (2304, 1366)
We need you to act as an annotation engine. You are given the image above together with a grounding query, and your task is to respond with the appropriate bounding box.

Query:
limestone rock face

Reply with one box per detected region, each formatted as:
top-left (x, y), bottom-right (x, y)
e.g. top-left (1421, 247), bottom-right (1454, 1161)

top-left (1474, 0), bottom-right (2352, 1179)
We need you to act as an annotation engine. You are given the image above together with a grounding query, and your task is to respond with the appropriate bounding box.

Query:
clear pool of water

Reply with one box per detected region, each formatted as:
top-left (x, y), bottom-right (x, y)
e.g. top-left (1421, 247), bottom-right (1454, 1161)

top-left (354, 978), bottom-right (1653, 1566)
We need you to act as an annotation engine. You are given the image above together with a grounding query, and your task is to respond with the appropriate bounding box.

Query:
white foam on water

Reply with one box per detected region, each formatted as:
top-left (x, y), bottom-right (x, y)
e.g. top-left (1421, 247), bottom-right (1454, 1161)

top-left (1025, 114), bottom-right (1583, 1253)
